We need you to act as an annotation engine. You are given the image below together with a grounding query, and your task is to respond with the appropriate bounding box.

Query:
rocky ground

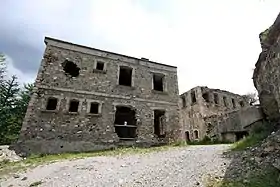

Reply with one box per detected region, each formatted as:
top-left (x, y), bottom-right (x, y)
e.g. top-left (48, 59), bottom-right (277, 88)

top-left (0, 145), bottom-right (22, 162)
top-left (0, 145), bottom-right (231, 187)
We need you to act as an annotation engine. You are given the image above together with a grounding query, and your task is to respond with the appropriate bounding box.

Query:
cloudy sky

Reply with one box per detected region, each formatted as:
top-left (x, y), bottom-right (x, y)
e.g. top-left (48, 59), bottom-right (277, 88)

top-left (1, 0), bottom-right (279, 94)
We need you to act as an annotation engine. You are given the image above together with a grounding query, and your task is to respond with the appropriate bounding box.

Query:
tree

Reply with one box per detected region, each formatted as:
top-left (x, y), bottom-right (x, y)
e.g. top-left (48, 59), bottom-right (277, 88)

top-left (0, 53), bottom-right (6, 84)
top-left (0, 56), bottom-right (34, 144)
top-left (243, 92), bottom-right (259, 106)
top-left (0, 81), bottom-right (34, 144)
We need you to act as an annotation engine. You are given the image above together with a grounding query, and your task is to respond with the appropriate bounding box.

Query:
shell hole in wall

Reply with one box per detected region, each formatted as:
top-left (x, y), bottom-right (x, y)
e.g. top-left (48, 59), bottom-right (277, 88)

top-left (61, 60), bottom-right (80, 77)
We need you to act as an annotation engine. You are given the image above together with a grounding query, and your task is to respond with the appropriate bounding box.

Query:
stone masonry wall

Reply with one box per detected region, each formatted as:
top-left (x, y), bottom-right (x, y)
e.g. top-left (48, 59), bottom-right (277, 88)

top-left (14, 37), bottom-right (181, 154)
top-left (179, 86), bottom-right (249, 141)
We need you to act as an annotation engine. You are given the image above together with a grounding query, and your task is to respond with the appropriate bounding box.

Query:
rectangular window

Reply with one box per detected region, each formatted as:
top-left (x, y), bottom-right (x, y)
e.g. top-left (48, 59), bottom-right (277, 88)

top-left (90, 103), bottom-right (99, 114)
top-left (182, 96), bottom-right (186, 107)
top-left (223, 96), bottom-right (227, 107)
top-left (232, 98), bottom-right (236, 108)
top-left (69, 100), bottom-right (79, 112)
top-left (202, 92), bottom-right (210, 103)
top-left (214, 93), bottom-right (219, 104)
top-left (119, 66), bottom-right (132, 86)
top-left (96, 61), bottom-right (104, 71)
top-left (191, 91), bottom-right (196, 104)
top-left (239, 101), bottom-right (245, 108)
top-left (153, 73), bottom-right (164, 91)
top-left (154, 110), bottom-right (166, 138)
top-left (46, 98), bottom-right (58, 110)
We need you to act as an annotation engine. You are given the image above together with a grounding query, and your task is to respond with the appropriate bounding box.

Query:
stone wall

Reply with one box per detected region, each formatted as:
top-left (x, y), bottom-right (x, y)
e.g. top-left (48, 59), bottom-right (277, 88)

top-left (14, 37), bottom-right (181, 155)
top-left (205, 106), bottom-right (264, 142)
top-left (179, 86), bottom-right (249, 141)
top-left (253, 13), bottom-right (280, 121)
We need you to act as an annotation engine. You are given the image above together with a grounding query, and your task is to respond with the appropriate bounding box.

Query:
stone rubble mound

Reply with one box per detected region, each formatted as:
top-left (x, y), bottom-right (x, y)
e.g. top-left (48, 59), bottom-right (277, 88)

top-left (0, 145), bottom-right (22, 162)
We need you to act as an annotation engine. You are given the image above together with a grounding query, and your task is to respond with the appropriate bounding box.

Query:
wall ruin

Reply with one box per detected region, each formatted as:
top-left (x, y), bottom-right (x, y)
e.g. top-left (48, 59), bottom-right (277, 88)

top-left (14, 37), bottom-right (181, 154)
top-left (179, 86), bottom-right (251, 142)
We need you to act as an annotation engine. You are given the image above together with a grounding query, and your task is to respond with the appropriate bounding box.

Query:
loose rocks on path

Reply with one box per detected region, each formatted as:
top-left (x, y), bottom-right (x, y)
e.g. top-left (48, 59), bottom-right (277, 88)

top-left (0, 145), bottom-right (231, 187)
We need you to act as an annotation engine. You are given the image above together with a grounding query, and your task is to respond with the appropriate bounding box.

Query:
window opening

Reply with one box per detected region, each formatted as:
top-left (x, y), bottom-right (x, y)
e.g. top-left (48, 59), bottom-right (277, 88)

top-left (153, 74), bottom-right (164, 91)
top-left (202, 92), bottom-right (210, 103)
top-left (191, 91), bottom-right (196, 104)
top-left (185, 131), bottom-right (190, 141)
top-left (154, 110), bottom-right (166, 138)
top-left (214, 93), bottom-right (219, 104)
top-left (69, 100), bottom-right (79, 112)
top-left (119, 66), bottom-right (132, 86)
top-left (182, 96), bottom-right (186, 107)
top-left (223, 96), bottom-right (227, 107)
top-left (232, 98), bottom-right (236, 108)
top-left (194, 130), bottom-right (199, 139)
top-left (239, 101), bottom-right (245, 108)
top-left (96, 61), bottom-right (104, 71)
top-left (46, 98), bottom-right (58, 110)
top-left (90, 103), bottom-right (99, 114)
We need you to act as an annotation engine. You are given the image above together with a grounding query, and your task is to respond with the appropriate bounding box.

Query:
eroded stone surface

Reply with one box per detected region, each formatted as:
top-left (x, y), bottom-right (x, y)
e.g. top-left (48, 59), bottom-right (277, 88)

top-left (253, 12), bottom-right (280, 121)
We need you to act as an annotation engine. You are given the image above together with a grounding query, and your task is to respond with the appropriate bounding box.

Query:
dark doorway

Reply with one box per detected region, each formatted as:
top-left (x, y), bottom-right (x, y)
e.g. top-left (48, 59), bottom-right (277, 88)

top-left (154, 110), bottom-right (166, 138)
top-left (235, 131), bottom-right (249, 141)
top-left (185, 131), bottom-right (190, 141)
top-left (153, 74), bottom-right (164, 91)
top-left (114, 106), bottom-right (137, 140)
top-left (119, 66), bottom-right (132, 86)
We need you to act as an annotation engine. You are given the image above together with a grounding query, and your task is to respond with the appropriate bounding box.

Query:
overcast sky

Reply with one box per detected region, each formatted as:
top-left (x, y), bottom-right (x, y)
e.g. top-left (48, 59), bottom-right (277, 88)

top-left (1, 0), bottom-right (279, 94)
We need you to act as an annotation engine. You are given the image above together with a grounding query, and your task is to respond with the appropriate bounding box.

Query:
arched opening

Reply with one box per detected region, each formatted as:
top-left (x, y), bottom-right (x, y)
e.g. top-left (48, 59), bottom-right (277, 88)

top-left (114, 106), bottom-right (137, 140)
top-left (194, 130), bottom-right (199, 139)
top-left (185, 131), bottom-right (190, 141)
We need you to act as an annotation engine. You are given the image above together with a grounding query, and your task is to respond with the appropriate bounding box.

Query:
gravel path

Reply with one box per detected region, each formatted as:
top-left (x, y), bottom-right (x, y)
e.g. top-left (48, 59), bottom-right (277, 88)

top-left (1, 145), bottom-right (232, 187)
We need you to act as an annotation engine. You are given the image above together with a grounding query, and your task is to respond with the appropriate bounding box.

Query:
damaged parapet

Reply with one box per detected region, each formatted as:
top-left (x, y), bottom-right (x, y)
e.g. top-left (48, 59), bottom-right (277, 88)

top-left (179, 86), bottom-right (251, 142)
top-left (14, 37), bottom-right (181, 155)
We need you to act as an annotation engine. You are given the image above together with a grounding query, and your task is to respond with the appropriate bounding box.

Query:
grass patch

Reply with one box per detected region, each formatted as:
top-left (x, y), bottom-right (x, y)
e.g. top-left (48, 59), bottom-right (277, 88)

top-left (206, 167), bottom-right (279, 187)
top-left (0, 144), bottom-right (185, 176)
top-left (232, 120), bottom-right (273, 151)
top-left (231, 133), bottom-right (268, 151)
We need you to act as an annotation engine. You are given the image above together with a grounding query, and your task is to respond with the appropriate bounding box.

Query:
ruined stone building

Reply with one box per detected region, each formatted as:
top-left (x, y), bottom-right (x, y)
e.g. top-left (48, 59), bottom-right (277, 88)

top-left (15, 37), bottom-right (181, 154)
top-left (179, 86), bottom-right (254, 142)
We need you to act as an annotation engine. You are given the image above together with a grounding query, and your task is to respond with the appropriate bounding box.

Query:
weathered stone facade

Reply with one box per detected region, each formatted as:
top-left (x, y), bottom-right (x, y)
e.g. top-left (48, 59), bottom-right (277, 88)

top-left (15, 37), bottom-right (181, 154)
top-left (179, 86), bottom-right (251, 142)
top-left (253, 13), bottom-right (280, 121)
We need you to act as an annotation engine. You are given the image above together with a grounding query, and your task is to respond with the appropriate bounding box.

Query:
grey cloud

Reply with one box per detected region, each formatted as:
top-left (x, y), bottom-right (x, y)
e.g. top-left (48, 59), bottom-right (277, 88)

top-left (0, 0), bottom-right (94, 76)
